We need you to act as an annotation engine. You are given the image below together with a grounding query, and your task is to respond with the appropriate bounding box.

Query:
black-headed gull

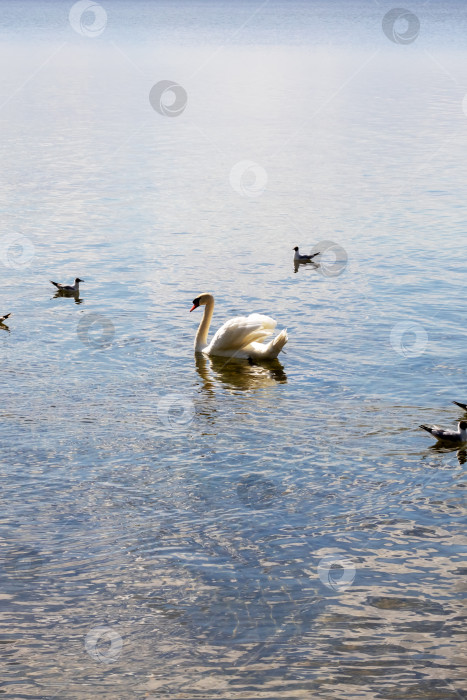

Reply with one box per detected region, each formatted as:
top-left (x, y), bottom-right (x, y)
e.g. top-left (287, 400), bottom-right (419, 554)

top-left (50, 278), bottom-right (84, 292)
top-left (0, 313), bottom-right (11, 324)
top-left (293, 246), bottom-right (320, 262)
top-left (453, 401), bottom-right (467, 411)
top-left (420, 420), bottom-right (467, 445)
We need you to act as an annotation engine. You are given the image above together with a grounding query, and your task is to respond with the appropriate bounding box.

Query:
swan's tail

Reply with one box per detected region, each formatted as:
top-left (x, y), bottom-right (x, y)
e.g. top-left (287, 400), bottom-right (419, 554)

top-left (263, 329), bottom-right (288, 359)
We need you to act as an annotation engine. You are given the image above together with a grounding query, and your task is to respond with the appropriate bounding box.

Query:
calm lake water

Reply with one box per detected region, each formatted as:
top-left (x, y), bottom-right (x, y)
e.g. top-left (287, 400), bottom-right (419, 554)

top-left (1, 1), bottom-right (466, 698)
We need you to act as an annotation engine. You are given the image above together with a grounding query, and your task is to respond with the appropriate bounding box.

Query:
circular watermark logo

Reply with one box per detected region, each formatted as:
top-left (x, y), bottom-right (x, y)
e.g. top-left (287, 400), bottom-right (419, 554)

top-left (149, 80), bottom-right (187, 117)
top-left (157, 393), bottom-right (195, 429)
top-left (77, 313), bottom-right (115, 349)
top-left (311, 240), bottom-right (347, 278)
top-left (229, 160), bottom-right (268, 198)
top-left (0, 234), bottom-right (35, 269)
top-left (69, 1), bottom-right (107, 38)
top-left (390, 321), bottom-right (427, 358)
top-left (317, 554), bottom-right (356, 592)
top-left (236, 474), bottom-right (277, 509)
top-left (84, 626), bottom-right (122, 663)
top-left (382, 8), bottom-right (420, 45)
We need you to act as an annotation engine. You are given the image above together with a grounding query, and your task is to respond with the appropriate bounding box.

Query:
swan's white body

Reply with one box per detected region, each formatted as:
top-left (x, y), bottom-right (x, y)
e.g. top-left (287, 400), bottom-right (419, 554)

top-left (191, 293), bottom-right (288, 360)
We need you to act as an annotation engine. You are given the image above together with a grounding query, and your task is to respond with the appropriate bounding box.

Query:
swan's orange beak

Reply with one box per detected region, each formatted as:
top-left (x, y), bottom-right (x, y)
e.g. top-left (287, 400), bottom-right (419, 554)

top-left (190, 304), bottom-right (196, 312)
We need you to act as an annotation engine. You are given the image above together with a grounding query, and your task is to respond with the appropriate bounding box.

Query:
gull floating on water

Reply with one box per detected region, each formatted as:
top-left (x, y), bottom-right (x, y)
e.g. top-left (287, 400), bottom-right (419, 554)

top-left (420, 420), bottom-right (467, 445)
top-left (50, 278), bottom-right (84, 292)
top-left (0, 313), bottom-right (11, 324)
top-left (293, 246), bottom-right (320, 262)
top-left (453, 401), bottom-right (467, 411)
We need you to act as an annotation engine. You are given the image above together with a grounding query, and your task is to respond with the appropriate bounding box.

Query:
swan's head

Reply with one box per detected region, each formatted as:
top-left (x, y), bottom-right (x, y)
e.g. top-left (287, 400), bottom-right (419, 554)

top-left (190, 293), bottom-right (212, 312)
top-left (293, 246), bottom-right (299, 251)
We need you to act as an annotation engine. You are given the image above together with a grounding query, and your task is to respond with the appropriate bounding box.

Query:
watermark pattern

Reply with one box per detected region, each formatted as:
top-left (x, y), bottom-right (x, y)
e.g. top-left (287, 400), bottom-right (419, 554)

top-left (149, 80), bottom-right (188, 117)
top-left (390, 320), bottom-right (428, 358)
top-left (157, 393), bottom-right (195, 429)
top-left (382, 8), bottom-right (420, 45)
top-left (229, 160), bottom-right (268, 198)
top-left (317, 554), bottom-right (356, 592)
top-left (236, 474), bottom-right (278, 509)
top-left (77, 313), bottom-right (115, 349)
top-left (84, 626), bottom-right (123, 663)
top-left (311, 240), bottom-right (348, 278)
top-left (0, 234), bottom-right (35, 269)
top-left (69, 0), bottom-right (108, 38)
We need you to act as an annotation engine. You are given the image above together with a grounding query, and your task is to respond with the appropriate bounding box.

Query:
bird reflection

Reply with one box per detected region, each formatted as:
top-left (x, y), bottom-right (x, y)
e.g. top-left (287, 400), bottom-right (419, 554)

top-left (195, 352), bottom-right (287, 393)
top-left (0, 320), bottom-right (11, 332)
top-left (52, 290), bottom-right (83, 305)
top-left (427, 444), bottom-right (467, 465)
top-left (294, 260), bottom-right (320, 274)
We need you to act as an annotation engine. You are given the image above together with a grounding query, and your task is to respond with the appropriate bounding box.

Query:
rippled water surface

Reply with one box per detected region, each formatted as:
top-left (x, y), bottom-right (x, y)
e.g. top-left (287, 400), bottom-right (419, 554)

top-left (1, 1), bottom-right (466, 698)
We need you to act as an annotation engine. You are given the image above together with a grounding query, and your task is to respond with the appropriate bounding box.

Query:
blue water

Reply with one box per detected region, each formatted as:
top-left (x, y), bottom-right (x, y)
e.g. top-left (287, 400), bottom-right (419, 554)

top-left (0, 1), bottom-right (466, 698)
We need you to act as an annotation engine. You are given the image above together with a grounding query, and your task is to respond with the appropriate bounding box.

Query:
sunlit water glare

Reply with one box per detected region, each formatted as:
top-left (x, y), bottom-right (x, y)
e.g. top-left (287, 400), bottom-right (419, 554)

top-left (0, 1), bottom-right (466, 698)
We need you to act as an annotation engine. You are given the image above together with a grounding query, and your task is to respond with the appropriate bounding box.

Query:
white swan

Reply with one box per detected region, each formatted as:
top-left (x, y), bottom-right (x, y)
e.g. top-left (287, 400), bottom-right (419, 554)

top-left (50, 278), bottom-right (84, 292)
top-left (190, 293), bottom-right (288, 360)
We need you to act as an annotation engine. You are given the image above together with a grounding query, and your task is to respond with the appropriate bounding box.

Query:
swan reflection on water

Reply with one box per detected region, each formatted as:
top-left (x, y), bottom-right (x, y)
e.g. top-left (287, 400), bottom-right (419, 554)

top-left (195, 352), bottom-right (287, 393)
top-left (52, 290), bottom-right (83, 305)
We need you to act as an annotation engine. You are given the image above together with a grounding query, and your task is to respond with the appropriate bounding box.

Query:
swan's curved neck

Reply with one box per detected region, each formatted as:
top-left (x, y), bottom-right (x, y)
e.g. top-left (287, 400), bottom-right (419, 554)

top-left (195, 295), bottom-right (214, 352)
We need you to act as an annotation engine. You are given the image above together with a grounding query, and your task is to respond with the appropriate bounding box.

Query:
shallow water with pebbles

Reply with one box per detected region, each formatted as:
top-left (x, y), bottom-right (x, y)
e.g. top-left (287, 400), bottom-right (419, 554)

top-left (1, 1), bottom-right (466, 698)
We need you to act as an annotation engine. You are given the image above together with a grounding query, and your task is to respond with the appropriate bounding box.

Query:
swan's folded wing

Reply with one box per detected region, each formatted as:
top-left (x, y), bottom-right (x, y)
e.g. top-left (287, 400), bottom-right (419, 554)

top-left (207, 314), bottom-right (277, 353)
